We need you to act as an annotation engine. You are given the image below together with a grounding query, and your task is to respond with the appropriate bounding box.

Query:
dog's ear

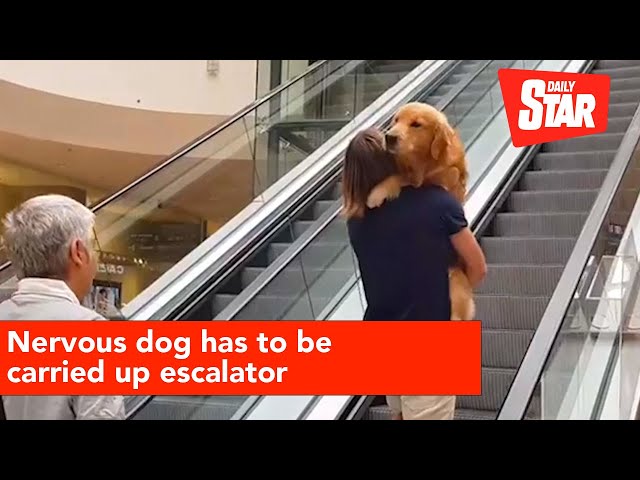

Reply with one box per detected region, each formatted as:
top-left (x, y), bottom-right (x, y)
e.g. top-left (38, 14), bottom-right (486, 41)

top-left (430, 122), bottom-right (455, 164)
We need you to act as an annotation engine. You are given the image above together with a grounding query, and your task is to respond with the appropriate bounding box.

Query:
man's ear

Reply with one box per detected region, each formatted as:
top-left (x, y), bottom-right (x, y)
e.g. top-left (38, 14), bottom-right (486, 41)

top-left (69, 239), bottom-right (85, 267)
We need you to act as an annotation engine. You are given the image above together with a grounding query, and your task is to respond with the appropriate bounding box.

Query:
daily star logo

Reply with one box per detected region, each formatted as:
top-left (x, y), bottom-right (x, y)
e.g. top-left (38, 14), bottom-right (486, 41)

top-left (498, 69), bottom-right (610, 147)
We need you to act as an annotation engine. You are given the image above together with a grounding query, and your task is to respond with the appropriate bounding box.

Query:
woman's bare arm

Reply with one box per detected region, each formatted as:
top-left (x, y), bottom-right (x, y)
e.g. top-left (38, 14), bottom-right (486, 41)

top-left (451, 227), bottom-right (487, 288)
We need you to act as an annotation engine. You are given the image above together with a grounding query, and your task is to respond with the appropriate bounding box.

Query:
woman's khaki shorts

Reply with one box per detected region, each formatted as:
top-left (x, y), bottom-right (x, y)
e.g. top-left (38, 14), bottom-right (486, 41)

top-left (386, 395), bottom-right (456, 420)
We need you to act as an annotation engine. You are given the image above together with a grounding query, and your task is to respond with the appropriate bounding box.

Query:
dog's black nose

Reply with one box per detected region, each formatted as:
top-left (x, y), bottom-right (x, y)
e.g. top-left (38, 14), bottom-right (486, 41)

top-left (385, 133), bottom-right (398, 148)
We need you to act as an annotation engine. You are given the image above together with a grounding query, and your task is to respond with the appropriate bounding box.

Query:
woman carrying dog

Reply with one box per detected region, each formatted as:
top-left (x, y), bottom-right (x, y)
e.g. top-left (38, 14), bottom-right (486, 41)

top-left (342, 127), bottom-right (486, 420)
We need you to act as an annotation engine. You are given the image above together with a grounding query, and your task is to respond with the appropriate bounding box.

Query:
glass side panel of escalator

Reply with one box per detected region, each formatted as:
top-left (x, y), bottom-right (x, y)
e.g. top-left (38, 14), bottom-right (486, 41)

top-left (129, 60), bottom-right (544, 420)
top-left (514, 135), bottom-right (640, 420)
top-left (0, 60), bottom-right (427, 306)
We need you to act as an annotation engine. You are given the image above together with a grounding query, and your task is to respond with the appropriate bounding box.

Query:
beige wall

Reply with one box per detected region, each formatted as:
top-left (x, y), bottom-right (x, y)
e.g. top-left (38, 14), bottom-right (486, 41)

top-left (0, 60), bottom-right (257, 115)
top-left (0, 75), bottom-right (257, 198)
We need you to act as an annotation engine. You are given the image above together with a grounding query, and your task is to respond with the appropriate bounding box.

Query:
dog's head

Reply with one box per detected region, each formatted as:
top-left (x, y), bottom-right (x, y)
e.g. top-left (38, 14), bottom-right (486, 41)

top-left (385, 102), bottom-right (458, 176)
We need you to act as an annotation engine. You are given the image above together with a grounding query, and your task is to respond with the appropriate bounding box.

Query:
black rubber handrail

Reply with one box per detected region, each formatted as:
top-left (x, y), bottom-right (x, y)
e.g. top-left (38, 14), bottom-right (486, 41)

top-left (495, 59), bottom-right (640, 420)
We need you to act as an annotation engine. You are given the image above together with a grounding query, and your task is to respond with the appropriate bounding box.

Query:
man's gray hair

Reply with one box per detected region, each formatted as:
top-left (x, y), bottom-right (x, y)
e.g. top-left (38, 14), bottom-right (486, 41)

top-left (1, 194), bottom-right (95, 279)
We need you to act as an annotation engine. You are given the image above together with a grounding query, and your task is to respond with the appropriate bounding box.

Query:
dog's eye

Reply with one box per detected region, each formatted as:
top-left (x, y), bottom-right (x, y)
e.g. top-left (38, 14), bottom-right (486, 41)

top-left (410, 121), bottom-right (421, 128)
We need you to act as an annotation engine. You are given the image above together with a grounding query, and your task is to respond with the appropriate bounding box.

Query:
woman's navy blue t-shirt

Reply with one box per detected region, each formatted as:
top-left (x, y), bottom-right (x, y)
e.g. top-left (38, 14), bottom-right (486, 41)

top-left (347, 185), bottom-right (468, 321)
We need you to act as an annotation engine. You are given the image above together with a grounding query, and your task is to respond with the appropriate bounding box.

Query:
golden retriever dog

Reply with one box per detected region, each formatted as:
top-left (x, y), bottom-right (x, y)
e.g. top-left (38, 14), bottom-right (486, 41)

top-left (367, 102), bottom-right (469, 206)
top-left (366, 102), bottom-right (475, 321)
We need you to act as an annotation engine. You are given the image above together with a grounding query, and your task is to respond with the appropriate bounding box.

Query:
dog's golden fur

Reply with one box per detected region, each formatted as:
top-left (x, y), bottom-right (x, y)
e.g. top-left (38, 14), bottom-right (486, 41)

top-left (366, 102), bottom-right (475, 321)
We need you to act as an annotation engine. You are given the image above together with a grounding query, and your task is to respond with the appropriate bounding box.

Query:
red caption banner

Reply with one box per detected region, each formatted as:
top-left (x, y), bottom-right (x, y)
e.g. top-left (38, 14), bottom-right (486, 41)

top-left (498, 68), bottom-right (610, 147)
top-left (0, 321), bottom-right (481, 396)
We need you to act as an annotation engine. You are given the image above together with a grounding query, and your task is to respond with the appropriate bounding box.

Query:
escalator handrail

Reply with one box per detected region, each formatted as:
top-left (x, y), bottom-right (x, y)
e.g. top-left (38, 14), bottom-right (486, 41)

top-left (217, 60), bottom-right (503, 321)
top-left (123, 60), bottom-right (456, 321)
top-left (0, 59), bottom-right (340, 273)
top-left (495, 60), bottom-right (640, 420)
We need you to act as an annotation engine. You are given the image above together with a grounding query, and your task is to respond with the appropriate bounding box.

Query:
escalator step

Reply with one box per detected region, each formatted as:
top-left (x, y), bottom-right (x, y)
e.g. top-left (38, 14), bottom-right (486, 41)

top-left (481, 237), bottom-right (576, 265)
top-left (605, 116), bottom-right (634, 133)
top-left (541, 133), bottom-right (624, 153)
top-left (315, 199), bottom-right (338, 215)
top-left (610, 77), bottom-right (640, 90)
top-left (598, 59), bottom-right (640, 69)
top-left (596, 65), bottom-right (640, 78)
top-left (213, 293), bottom-right (236, 315)
top-left (493, 212), bottom-right (588, 236)
top-left (133, 396), bottom-right (249, 421)
top-left (609, 89), bottom-right (640, 104)
top-left (268, 241), bottom-right (348, 268)
top-left (482, 329), bottom-right (535, 369)
top-left (364, 405), bottom-right (393, 420)
top-left (229, 292), bottom-right (334, 321)
top-left (476, 264), bottom-right (565, 296)
top-left (457, 367), bottom-right (515, 411)
top-left (454, 409), bottom-right (497, 420)
top-left (364, 405), bottom-right (505, 421)
top-left (519, 169), bottom-right (608, 190)
top-left (241, 265), bottom-right (354, 294)
top-left (475, 295), bottom-right (550, 330)
top-left (531, 151), bottom-right (616, 171)
top-left (608, 102), bottom-right (640, 117)
top-left (507, 190), bottom-right (598, 213)
top-left (293, 219), bottom-right (346, 240)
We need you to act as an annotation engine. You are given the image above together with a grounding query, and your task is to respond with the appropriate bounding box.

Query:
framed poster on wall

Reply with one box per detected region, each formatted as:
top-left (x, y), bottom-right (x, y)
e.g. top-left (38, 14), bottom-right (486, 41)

top-left (83, 279), bottom-right (122, 319)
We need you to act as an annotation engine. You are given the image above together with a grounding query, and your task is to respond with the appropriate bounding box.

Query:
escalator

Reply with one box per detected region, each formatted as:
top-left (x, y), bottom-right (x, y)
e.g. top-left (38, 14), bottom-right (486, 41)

top-left (127, 59), bottom-right (540, 420)
top-left (349, 59), bottom-right (640, 420)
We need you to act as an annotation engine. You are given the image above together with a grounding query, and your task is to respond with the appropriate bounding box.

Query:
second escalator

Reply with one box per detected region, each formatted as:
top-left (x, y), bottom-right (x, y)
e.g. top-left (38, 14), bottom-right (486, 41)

top-left (362, 59), bottom-right (640, 420)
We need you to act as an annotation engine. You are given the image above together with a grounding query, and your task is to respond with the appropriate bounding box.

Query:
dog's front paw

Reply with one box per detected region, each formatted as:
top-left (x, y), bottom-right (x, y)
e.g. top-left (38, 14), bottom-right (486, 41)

top-left (367, 189), bottom-right (387, 209)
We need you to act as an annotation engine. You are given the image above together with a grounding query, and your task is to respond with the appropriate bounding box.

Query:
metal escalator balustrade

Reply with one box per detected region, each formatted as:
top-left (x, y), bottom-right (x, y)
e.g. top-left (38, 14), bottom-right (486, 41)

top-left (127, 59), bottom-right (517, 420)
top-left (0, 59), bottom-right (425, 307)
top-left (497, 60), bottom-right (640, 420)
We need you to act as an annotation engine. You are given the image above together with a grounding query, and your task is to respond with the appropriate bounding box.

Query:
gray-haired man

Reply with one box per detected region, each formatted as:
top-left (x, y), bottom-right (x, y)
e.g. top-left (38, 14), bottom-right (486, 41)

top-left (0, 194), bottom-right (125, 420)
